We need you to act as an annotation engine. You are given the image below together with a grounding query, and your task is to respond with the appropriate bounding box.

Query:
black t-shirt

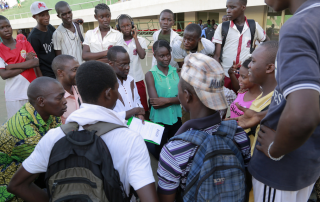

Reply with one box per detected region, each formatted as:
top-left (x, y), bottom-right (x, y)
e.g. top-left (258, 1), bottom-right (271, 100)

top-left (235, 24), bottom-right (244, 33)
top-left (28, 24), bottom-right (56, 78)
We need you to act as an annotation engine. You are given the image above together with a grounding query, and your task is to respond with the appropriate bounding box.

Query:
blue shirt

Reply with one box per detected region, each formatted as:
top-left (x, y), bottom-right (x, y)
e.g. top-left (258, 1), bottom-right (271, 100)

top-left (201, 27), bottom-right (207, 38)
top-left (248, 0), bottom-right (320, 191)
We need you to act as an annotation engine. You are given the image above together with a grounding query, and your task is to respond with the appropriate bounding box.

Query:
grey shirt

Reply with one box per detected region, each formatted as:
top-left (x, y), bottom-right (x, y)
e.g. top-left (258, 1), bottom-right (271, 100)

top-left (248, 0), bottom-right (320, 191)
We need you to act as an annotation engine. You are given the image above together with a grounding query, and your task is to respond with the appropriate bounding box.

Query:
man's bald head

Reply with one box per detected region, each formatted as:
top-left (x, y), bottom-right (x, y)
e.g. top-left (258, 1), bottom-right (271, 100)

top-left (27, 77), bottom-right (62, 105)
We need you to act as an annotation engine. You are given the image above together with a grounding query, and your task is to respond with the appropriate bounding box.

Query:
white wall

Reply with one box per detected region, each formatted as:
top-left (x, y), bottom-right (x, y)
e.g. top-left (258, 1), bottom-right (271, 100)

top-left (9, 0), bottom-right (267, 29)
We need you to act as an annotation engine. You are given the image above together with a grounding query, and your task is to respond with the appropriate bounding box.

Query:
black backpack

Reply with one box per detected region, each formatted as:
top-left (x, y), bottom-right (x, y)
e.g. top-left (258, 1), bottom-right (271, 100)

top-left (220, 20), bottom-right (256, 62)
top-left (45, 122), bottom-right (130, 202)
top-left (205, 27), bottom-right (215, 41)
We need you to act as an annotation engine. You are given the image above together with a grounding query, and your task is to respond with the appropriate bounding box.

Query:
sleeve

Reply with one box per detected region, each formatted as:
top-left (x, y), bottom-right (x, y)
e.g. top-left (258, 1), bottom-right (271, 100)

top-left (0, 57), bottom-right (6, 69)
top-left (22, 128), bottom-right (62, 174)
top-left (201, 29), bottom-right (206, 38)
top-left (255, 22), bottom-right (266, 42)
top-left (234, 126), bottom-right (251, 166)
top-left (172, 40), bottom-right (185, 62)
top-left (134, 82), bottom-right (142, 108)
top-left (139, 37), bottom-right (148, 50)
top-left (83, 30), bottom-right (92, 46)
top-left (115, 32), bottom-right (126, 48)
top-left (278, 24), bottom-right (320, 98)
top-left (212, 24), bottom-right (222, 44)
top-left (203, 39), bottom-right (215, 55)
top-left (52, 30), bottom-right (62, 51)
top-left (128, 135), bottom-right (155, 190)
top-left (157, 144), bottom-right (182, 194)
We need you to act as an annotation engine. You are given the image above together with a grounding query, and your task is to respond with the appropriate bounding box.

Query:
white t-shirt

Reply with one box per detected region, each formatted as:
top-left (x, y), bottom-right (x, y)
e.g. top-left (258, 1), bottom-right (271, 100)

top-left (22, 103), bottom-right (154, 195)
top-left (212, 18), bottom-right (266, 77)
top-left (113, 75), bottom-right (143, 120)
top-left (123, 36), bottom-right (148, 82)
top-left (0, 58), bottom-right (30, 101)
top-left (83, 27), bottom-right (126, 53)
top-left (52, 23), bottom-right (84, 64)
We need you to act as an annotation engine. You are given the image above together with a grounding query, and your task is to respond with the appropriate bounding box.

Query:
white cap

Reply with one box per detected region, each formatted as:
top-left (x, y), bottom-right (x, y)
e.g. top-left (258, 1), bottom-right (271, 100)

top-left (30, 1), bottom-right (52, 15)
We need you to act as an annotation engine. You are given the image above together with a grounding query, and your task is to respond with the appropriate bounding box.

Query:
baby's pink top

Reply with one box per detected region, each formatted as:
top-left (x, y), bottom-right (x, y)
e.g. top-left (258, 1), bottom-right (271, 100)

top-left (230, 92), bottom-right (255, 118)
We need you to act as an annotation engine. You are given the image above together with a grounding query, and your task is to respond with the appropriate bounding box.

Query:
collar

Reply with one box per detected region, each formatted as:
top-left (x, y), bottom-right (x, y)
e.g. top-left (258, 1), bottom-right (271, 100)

top-left (66, 103), bottom-right (127, 126)
top-left (180, 38), bottom-right (205, 53)
top-left (93, 26), bottom-right (117, 34)
top-left (230, 16), bottom-right (249, 28)
top-left (295, 0), bottom-right (320, 15)
top-left (0, 39), bottom-right (20, 51)
top-left (175, 112), bottom-right (221, 136)
top-left (150, 65), bottom-right (176, 77)
top-left (58, 22), bottom-right (77, 33)
top-left (25, 102), bottom-right (53, 127)
top-left (251, 91), bottom-right (274, 109)
top-left (64, 85), bottom-right (75, 98)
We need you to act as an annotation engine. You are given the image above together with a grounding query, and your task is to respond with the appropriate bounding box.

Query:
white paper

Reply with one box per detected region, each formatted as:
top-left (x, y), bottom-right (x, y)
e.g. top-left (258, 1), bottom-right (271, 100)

top-left (129, 117), bottom-right (164, 145)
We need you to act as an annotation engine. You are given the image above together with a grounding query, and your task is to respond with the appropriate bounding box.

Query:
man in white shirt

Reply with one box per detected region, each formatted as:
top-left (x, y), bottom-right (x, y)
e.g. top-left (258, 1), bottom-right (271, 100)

top-left (172, 23), bottom-right (215, 69)
top-left (82, 4), bottom-right (126, 63)
top-left (107, 46), bottom-right (145, 122)
top-left (213, 0), bottom-right (267, 90)
top-left (53, 1), bottom-right (84, 64)
top-left (152, 9), bottom-right (181, 69)
top-left (8, 61), bottom-right (158, 202)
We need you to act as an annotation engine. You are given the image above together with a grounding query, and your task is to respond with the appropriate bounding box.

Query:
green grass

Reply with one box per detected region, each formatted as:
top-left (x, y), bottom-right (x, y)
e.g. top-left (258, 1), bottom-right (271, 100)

top-left (2, 0), bottom-right (112, 20)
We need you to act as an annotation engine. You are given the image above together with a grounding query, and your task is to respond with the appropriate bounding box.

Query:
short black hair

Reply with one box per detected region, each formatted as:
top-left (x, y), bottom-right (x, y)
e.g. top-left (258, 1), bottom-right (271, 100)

top-left (0, 15), bottom-right (8, 22)
top-left (239, 0), bottom-right (247, 5)
top-left (153, 40), bottom-right (171, 54)
top-left (76, 61), bottom-right (117, 103)
top-left (260, 41), bottom-right (279, 64)
top-left (118, 14), bottom-right (131, 26)
top-left (52, 54), bottom-right (76, 76)
top-left (160, 9), bottom-right (174, 19)
top-left (55, 1), bottom-right (69, 14)
top-left (27, 77), bottom-right (61, 105)
top-left (199, 19), bottom-right (202, 21)
top-left (107, 46), bottom-right (128, 62)
top-left (207, 20), bottom-right (210, 22)
top-left (180, 78), bottom-right (195, 94)
top-left (94, 3), bottom-right (110, 15)
top-left (185, 23), bottom-right (202, 38)
top-left (242, 58), bottom-right (252, 69)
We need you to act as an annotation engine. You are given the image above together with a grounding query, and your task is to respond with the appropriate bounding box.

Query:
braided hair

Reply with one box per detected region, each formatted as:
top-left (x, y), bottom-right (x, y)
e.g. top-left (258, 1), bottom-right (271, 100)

top-left (94, 3), bottom-right (110, 15)
top-left (153, 40), bottom-right (171, 54)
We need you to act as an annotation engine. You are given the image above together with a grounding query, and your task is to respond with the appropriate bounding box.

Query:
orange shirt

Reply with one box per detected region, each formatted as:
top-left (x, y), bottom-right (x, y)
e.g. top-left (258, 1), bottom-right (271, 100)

top-left (61, 86), bottom-right (82, 124)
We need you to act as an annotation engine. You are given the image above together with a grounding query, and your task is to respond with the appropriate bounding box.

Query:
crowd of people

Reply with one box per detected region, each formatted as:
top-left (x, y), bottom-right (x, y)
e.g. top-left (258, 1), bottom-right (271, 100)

top-left (0, 0), bottom-right (320, 201)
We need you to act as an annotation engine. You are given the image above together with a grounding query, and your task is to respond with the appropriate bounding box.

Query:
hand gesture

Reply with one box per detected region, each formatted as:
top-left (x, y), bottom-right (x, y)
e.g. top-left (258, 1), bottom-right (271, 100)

top-left (132, 26), bottom-right (138, 39)
top-left (228, 60), bottom-right (241, 76)
top-left (73, 18), bottom-right (84, 25)
top-left (135, 114), bottom-right (145, 124)
top-left (225, 102), bottom-right (260, 129)
top-left (256, 125), bottom-right (276, 158)
top-left (150, 98), bottom-right (168, 108)
top-left (135, 107), bottom-right (145, 115)
top-left (26, 52), bottom-right (36, 60)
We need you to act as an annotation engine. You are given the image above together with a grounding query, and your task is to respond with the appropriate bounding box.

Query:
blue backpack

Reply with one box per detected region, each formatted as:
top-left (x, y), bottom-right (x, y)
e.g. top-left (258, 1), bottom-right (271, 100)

top-left (170, 120), bottom-right (246, 202)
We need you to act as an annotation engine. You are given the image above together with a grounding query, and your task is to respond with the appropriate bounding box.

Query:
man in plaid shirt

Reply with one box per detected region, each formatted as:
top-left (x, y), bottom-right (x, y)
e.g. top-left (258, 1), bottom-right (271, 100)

top-left (157, 53), bottom-right (250, 201)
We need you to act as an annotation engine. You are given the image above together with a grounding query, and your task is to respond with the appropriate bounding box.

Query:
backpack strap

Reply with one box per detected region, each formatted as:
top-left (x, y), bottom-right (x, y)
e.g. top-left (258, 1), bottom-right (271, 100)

top-left (61, 121), bottom-right (126, 137)
top-left (220, 21), bottom-right (230, 62)
top-left (247, 19), bottom-right (256, 54)
top-left (217, 120), bottom-right (238, 140)
top-left (86, 121), bottom-right (127, 137)
top-left (74, 23), bottom-right (84, 43)
top-left (61, 122), bottom-right (79, 135)
top-left (169, 130), bottom-right (210, 146)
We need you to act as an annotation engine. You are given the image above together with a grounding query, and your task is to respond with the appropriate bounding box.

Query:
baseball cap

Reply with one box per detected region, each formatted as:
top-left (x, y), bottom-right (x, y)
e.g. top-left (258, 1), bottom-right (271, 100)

top-left (181, 53), bottom-right (228, 110)
top-left (30, 1), bottom-right (52, 15)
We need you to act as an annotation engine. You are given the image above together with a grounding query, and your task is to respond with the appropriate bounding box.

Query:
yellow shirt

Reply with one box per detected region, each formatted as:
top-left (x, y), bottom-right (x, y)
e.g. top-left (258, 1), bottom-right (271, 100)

top-left (245, 91), bottom-right (274, 156)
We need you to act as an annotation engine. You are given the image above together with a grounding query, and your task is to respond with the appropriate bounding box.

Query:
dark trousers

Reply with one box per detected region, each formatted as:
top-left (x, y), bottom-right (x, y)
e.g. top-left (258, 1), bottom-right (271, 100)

top-left (146, 118), bottom-right (182, 161)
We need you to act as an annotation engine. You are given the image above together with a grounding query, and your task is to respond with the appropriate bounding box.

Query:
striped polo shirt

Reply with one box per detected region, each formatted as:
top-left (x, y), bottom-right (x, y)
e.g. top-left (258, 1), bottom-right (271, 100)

top-left (157, 112), bottom-right (250, 194)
